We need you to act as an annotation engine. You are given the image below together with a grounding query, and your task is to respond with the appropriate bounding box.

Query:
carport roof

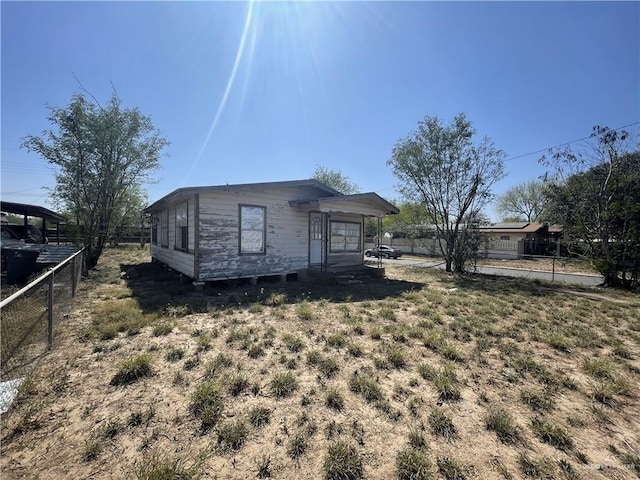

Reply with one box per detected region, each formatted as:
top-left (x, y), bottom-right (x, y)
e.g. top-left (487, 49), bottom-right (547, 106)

top-left (0, 201), bottom-right (65, 223)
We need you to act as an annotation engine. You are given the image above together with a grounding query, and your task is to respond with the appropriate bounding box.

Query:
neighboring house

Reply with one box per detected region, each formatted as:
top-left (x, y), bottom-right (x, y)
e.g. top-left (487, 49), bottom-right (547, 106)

top-left (476, 222), bottom-right (562, 258)
top-left (144, 180), bottom-right (399, 284)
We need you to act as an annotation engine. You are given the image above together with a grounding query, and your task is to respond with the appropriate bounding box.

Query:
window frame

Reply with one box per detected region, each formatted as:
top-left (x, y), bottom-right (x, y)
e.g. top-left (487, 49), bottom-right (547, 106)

top-left (174, 202), bottom-right (188, 252)
top-left (160, 210), bottom-right (169, 248)
top-left (239, 204), bottom-right (266, 255)
top-left (329, 221), bottom-right (362, 253)
top-left (151, 214), bottom-right (158, 245)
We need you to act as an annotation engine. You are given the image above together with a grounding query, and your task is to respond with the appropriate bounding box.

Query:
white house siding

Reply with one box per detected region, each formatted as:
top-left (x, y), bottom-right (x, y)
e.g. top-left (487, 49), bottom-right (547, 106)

top-left (316, 198), bottom-right (389, 217)
top-left (149, 196), bottom-right (196, 278)
top-left (197, 186), bottom-right (321, 281)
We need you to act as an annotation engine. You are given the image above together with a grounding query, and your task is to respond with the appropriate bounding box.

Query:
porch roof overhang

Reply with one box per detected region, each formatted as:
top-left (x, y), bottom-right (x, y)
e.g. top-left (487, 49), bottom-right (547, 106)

top-left (289, 193), bottom-right (399, 217)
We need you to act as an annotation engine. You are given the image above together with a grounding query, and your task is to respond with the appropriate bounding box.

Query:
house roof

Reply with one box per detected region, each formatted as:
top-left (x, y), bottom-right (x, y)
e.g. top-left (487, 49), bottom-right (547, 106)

top-left (476, 222), bottom-right (545, 234)
top-left (289, 192), bottom-right (399, 216)
top-left (144, 179), bottom-right (342, 213)
top-left (0, 201), bottom-right (66, 224)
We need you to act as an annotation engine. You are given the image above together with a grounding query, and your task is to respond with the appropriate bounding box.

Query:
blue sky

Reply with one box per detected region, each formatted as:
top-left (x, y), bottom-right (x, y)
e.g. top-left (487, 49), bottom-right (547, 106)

top-left (2, 1), bottom-right (639, 220)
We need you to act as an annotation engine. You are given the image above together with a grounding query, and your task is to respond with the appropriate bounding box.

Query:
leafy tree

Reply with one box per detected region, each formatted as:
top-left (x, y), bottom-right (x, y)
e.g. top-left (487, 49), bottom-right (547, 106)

top-left (496, 180), bottom-right (547, 222)
top-left (22, 93), bottom-right (169, 269)
top-left (542, 126), bottom-right (639, 289)
top-left (382, 201), bottom-right (435, 239)
top-left (312, 165), bottom-right (360, 195)
top-left (387, 113), bottom-right (505, 272)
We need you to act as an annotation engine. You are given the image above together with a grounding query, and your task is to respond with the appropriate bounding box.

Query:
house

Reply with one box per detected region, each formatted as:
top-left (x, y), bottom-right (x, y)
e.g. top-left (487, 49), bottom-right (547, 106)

top-left (144, 180), bottom-right (399, 284)
top-left (476, 222), bottom-right (562, 258)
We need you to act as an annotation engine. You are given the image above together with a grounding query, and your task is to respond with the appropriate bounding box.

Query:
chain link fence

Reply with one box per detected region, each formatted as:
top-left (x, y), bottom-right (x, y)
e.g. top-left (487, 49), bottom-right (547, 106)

top-left (1, 248), bottom-right (84, 412)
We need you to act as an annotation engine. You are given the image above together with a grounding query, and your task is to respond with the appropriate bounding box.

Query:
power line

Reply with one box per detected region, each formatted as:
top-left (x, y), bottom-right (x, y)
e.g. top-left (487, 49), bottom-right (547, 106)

top-left (503, 122), bottom-right (640, 163)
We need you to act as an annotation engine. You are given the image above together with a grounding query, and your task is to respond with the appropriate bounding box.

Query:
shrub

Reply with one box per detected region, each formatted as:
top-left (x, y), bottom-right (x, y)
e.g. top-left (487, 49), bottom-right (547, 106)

top-left (323, 441), bottom-right (363, 480)
top-left (110, 354), bottom-right (153, 386)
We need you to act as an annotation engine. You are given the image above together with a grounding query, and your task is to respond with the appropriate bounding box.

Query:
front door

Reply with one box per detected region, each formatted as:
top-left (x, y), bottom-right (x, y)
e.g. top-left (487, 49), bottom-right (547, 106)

top-left (309, 212), bottom-right (323, 266)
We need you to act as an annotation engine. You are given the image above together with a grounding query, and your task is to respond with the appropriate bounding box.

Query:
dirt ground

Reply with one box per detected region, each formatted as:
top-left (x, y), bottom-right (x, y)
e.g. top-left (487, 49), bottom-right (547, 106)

top-left (1, 246), bottom-right (638, 479)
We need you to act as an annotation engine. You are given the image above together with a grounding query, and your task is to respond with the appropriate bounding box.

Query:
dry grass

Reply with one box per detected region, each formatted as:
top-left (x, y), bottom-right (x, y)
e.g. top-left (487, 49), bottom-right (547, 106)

top-left (1, 246), bottom-right (639, 479)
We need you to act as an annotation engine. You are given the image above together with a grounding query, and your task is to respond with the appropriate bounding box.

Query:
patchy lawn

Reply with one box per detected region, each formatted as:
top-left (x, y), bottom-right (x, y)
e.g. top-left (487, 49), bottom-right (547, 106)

top-left (1, 246), bottom-right (639, 480)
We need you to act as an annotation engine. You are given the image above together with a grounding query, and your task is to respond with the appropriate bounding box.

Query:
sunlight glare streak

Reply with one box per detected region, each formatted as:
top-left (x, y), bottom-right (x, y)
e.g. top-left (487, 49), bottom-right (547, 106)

top-left (186, 1), bottom-right (255, 181)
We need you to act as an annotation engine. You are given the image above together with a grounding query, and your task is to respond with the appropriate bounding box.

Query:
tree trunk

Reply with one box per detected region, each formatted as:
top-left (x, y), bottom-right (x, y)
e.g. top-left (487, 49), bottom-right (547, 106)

top-left (445, 239), bottom-right (454, 272)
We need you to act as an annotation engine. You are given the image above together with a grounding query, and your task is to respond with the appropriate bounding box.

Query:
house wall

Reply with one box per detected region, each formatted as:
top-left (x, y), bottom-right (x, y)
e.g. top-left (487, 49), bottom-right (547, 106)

top-left (197, 186), bottom-right (321, 281)
top-left (149, 196), bottom-right (196, 278)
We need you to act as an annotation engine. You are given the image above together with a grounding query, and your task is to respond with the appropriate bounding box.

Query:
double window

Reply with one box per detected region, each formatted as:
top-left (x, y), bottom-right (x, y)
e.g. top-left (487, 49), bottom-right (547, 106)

top-left (240, 205), bottom-right (266, 254)
top-left (175, 202), bottom-right (188, 251)
top-left (330, 221), bottom-right (361, 252)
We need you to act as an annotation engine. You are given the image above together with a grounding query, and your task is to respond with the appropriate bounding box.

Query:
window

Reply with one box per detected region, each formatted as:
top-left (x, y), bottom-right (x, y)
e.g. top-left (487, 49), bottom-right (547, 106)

top-left (175, 202), bottom-right (188, 251)
top-left (240, 205), bottom-right (266, 254)
top-left (500, 235), bottom-right (510, 241)
top-left (160, 211), bottom-right (169, 247)
top-left (330, 221), bottom-right (361, 252)
top-left (151, 215), bottom-right (158, 245)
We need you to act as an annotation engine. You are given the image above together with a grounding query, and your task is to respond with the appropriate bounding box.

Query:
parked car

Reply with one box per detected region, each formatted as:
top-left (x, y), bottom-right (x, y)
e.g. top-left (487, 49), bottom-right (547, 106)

top-left (365, 245), bottom-right (402, 259)
top-left (1, 224), bottom-right (46, 244)
top-left (1, 225), bottom-right (24, 272)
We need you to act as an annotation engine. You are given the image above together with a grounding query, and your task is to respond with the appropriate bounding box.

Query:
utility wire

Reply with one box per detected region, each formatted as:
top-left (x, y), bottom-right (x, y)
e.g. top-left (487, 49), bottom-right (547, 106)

top-left (503, 121), bottom-right (640, 163)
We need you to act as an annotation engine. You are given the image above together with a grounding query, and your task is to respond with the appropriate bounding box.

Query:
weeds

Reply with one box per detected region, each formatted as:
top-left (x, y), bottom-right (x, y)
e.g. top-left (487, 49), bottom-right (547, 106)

top-left (270, 372), bottom-right (299, 398)
top-left (428, 408), bottom-right (457, 440)
top-left (530, 417), bottom-right (574, 452)
top-left (323, 441), bottom-right (363, 480)
top-left (282, 333), bottom-right (305, 352)
top-left (349, 370), bottom-right (384, 403)
top-left (110, 354), bottom-right (153, 386)
top-left (190, 382), bottom-right (224, 431)
top-left (325, 388), bottom-right (345, 411)
top-left (248, 406), bottom-right (272, 428)
top-left (133, 451), bottom-right (207, 480)
top-left (216, 419), bottom-right (249, 452)
top-left (396, 447), bottom-right (433, 479)
top-left (437, 456), bottom-right (469, 480)
top-left (485, 406), bottom-right (519, 444)
top-left (165, 347), bottom-right (185, 362)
